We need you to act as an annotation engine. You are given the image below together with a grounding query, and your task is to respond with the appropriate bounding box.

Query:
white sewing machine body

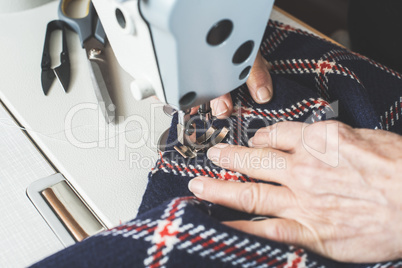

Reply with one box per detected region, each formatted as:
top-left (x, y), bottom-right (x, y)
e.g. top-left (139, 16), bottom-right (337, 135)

top-left (0, 2), bottom-right (325, 265)
top-left (93, 0), bottom-right (275, 110)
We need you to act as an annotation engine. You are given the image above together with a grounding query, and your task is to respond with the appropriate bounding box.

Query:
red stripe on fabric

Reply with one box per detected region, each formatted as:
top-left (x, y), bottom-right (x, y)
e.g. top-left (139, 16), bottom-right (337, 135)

top-left (147, 226), bottom-right (157, 233)
top-left (150, 248), bottom-right (164, 268)
top-left (281, 62), bottom-right (288, 71)
top-left (190, 235), bottom-right (203, 243)
top-left (212, 242), bottom-right (227, 251)
top-left (255, 255), bottom-right (269, 263)
top-left (165, 163), bottom-right (174, 169)
top-left (178, 233), bottom-right (190, 241)
top-left (223, 246), bottom-right (237, 254)
top-left (289, 250), bottom-right (303, 268)
top-left (201, 238), bottom-right (215, 247)
top-left (125, 224), bottom-right (148, 232)
top-left (240, 175), bottom-right (249, 182)
top-left (235, 249), bottom-right (248, 257)
top-left (267, 258), bottom-right (279, 265)
top-left (245, 252), bottom-right (259, 260)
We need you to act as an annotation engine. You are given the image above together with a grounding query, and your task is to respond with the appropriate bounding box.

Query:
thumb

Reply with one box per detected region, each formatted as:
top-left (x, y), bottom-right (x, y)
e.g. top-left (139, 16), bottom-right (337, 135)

top-left (246, 52), bottom-right (273, 104)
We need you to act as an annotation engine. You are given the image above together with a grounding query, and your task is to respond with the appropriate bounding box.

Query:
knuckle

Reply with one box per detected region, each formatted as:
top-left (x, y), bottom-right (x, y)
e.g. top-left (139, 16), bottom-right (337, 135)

top-left (277, 122), bottom-right (301, 138)
top-left (250, 148), bottom-right (265, 161)
top-left (276, 121), bottom-right (293, 129)
top-left (238, 184), bottom-right (259, 214)
top-left (253, 127), bottom-right (272, 146)
top-left (249, 149), bottom-right (272, 170)
top-left (255, 126), bottom-right (272, 138)
top-left (266, 222), bottom-right (290, 241)
top-left (248, 69), bottom-right (269, 89)
top-left (337, 123), bottom-right (355, 143)
top-left (304, 123), bottom-right (323, 141)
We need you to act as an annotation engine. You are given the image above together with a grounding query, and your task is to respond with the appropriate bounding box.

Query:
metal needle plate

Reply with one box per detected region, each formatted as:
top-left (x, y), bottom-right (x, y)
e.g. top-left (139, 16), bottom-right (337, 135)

top-left (157, 128), bottom-right (171, 153)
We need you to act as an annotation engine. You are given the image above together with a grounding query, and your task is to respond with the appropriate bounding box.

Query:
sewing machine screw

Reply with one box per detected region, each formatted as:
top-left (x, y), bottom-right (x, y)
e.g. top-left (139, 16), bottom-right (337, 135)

top-left (89, 49), bottom-right (102, 58)
top-left (185, 125), bottom-right (195, 136)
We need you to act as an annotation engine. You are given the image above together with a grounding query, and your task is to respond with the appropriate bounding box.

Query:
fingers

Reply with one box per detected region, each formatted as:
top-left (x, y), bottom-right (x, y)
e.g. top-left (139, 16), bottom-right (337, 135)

top-left (246, 52), bottom-right (273, 104)
top-left (190, 93), bottom-right (233, 118)
top-left (249, 122), bottom-right (303, 152)
top-left (190, 106), bottom-right (200, 115)
top-left (193, 53), bottom-right (272, 117)
top-left (210, 93), bottom-right (233, 119)
top-left (188, 177), bottom-right (295, 216)
top-left (192, 54), bottom-right (271, 118)
top-left (224, 219), bottom-right (314, 247)
top-left (206, 144), bottom-right (290, 183)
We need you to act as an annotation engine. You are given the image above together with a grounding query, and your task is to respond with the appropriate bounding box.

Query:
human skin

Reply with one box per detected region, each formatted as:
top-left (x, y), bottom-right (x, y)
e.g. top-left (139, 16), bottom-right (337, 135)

top-left (188, 121), bottom-right (402, 263)
top-left (191, 52), bottom-right (273, 117)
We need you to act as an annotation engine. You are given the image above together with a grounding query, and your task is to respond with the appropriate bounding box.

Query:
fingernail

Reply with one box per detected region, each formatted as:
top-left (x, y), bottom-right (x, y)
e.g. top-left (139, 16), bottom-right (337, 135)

top-left (256, 87), bottom-right (271, 103)
top-left (213, 143), bottom-right (227, 149)
top-left (207, 145), bottom-right (224, 162)
top-left (215, 100), bottom-right (228, 116)
top-left (248, 137), bottom-right (254, 147)
top-left (188, 179), bottom-right (204, 195)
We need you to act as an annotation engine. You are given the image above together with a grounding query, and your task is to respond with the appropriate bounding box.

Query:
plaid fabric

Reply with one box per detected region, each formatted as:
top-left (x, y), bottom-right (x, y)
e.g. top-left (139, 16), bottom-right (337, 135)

top-left (32, 21), bottom-right (402, 267)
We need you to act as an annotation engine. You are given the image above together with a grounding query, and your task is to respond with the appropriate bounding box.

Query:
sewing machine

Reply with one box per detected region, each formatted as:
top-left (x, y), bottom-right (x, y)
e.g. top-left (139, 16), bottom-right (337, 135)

top-left (93, 0), bottom-right (275, 158)
top-left (0, 1), bottom-right (331, 265)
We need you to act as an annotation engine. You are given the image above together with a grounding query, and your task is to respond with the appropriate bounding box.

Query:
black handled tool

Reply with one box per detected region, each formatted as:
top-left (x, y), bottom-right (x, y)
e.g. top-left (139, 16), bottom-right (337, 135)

top-left (41, 20), bottom-right (71, 95)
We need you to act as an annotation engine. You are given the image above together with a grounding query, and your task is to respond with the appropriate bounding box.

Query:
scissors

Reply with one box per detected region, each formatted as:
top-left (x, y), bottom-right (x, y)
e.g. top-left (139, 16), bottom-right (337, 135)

top-left (58, 0), bottom-right (115, 123)
top-left (41, 20), bottom-right (71, 95)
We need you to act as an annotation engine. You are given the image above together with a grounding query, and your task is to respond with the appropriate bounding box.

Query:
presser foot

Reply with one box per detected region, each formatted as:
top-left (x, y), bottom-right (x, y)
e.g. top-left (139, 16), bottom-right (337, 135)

top-left (157, 125), bottom-right (229, 159)
top-left (174, 126), bottom-right (229, 159)
top-left (157, 102), bottom-right (229, 159)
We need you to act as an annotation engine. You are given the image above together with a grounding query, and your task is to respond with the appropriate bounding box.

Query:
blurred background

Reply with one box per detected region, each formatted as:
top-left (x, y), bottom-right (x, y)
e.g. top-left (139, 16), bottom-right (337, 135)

top-left (275, 0), bottom-right (402, 72)
top-left (276, 0), bottom-right (348, 36)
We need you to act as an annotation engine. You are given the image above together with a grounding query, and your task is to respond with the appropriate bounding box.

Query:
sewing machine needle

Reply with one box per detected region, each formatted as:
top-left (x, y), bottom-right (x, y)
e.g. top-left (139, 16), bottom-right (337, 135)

top-left (199, 103), bottom-right (211, 144)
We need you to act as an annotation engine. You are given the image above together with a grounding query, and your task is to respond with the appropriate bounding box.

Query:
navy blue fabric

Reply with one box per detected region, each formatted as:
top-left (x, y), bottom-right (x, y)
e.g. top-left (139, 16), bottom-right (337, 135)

top-left (32, 20), bottom-right (402, 267)
top-left (33, 198), bottom-right (357, 268)
top-left (138, 74), bottom-right (338, 221)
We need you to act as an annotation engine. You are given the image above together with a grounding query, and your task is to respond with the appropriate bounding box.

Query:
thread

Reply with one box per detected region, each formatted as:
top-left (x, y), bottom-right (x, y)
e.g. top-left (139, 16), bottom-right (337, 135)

top-left (0, 118), bottom-right (154, 151)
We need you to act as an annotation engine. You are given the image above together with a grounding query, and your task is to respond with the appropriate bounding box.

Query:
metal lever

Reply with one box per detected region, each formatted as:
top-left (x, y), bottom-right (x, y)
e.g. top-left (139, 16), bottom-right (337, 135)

top-left (27, 174), bottom-right (106, 247)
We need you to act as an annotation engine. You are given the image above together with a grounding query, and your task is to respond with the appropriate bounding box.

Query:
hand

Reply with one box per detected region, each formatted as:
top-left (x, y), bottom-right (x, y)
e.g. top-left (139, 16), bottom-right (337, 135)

top-left (191, 52), bottom-right (273, 118)
top-left (188, 121), bottom-right (402, 262)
